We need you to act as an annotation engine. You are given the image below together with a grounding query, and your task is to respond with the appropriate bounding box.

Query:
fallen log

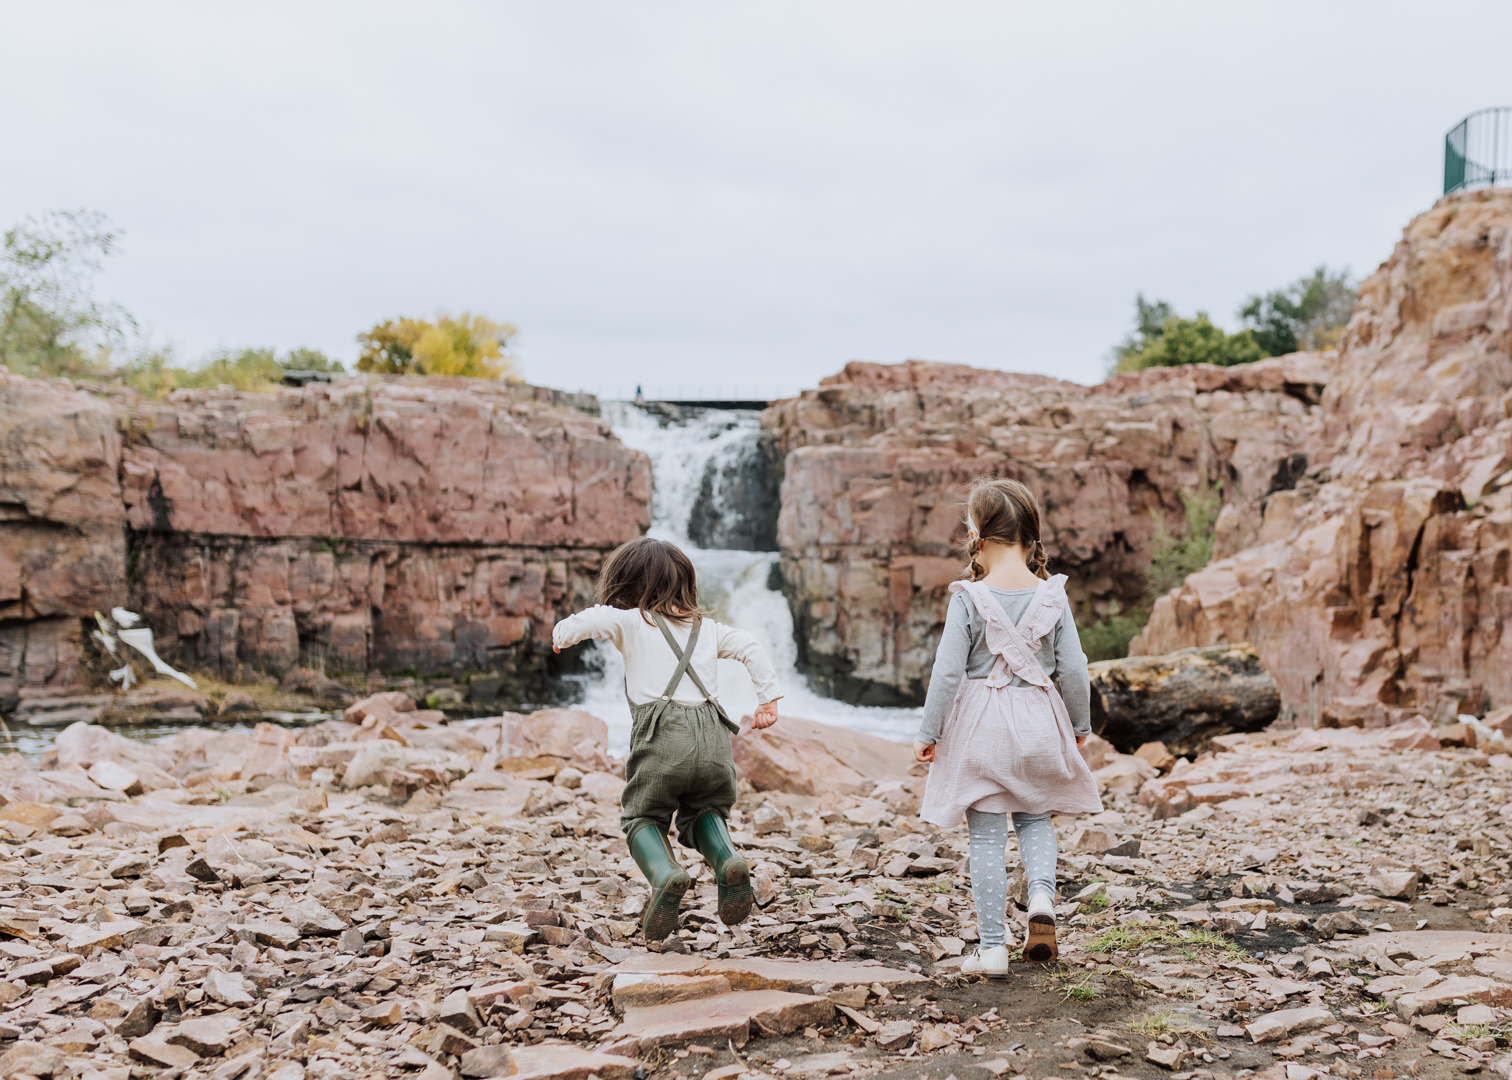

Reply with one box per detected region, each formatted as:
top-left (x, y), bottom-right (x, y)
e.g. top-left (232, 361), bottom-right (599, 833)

top-left (1088, 643), bottom-right (1279, 756)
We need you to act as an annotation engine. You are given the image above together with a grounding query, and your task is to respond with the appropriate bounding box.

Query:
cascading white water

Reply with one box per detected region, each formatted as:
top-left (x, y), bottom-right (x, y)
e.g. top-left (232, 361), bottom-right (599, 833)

top-left (570, 402), bottom-right (923, 756)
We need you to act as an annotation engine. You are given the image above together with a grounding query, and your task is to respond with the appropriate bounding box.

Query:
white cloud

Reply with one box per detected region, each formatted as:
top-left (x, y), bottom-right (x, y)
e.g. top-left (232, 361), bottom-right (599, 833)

top-left (0, 1), bottom-right (1501, 393)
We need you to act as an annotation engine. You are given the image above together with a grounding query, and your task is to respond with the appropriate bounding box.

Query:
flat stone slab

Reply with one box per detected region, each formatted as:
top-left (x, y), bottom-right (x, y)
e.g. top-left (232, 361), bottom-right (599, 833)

top-left (128, 1035), bottom-right (200, 1069)
top-left (604, 989), bottom-right (835, 1054)
top-left (1339, 930), bottom-right (1512, 961)
top-left (1246, 1006), bottom-right (1334, 1043)
top-left (606, 954), bottom-right (927, 992)
top-left (509, 1043), bottom-right (642, 1080)
top-left (612, 973), bottom-right (734, 1012)
top-left (1395, 975), bottom-right (1512, 1019)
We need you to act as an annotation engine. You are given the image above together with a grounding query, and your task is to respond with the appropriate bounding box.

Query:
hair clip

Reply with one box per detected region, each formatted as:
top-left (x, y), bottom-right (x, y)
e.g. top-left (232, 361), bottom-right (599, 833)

top-left (966, 512), bottom-right (979, 535)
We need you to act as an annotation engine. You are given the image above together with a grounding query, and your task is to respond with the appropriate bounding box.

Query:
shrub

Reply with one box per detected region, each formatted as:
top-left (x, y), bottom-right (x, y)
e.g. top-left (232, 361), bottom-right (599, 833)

top-left (356, 313), bottom-right (518, 379)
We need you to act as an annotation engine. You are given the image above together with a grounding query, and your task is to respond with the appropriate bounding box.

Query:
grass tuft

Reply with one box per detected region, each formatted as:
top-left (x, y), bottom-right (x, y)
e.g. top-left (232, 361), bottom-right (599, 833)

top-left (1131, 1010), bottom-right (1210, 1042)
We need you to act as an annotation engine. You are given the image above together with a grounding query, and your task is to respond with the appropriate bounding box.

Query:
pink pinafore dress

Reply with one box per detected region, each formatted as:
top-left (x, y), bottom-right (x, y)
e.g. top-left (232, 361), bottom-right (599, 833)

top-left (917, 575), bottom-right (1103, 825)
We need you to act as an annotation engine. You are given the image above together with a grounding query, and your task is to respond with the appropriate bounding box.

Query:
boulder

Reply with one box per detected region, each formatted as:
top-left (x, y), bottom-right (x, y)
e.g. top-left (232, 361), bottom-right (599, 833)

top-left (1133, 741), bottom-right (1177, 772)
top-left (87, 760), bottom-right (143, 796)
top-left (0, 754), bottom-right (66, 805)
top-left (731, 715), bottom-right (914, 796)
top-left (340, 741), bottom-right (460, 790)
top-left (239, 722), bottom-right (295, 781)
top-left (487, 709), bottom-right (613, 771)
top-left (1089, 645), bottom-right (1280, 755)
top-left (55, 722), bottom-right (175, 774)
top-left (344, 691), bottom-right (416, 724)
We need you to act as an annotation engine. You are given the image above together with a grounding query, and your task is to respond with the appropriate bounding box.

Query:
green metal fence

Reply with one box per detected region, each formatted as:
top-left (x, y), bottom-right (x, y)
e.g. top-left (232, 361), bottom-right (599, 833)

top-left (1446, 107), bottom-right (1512, 194)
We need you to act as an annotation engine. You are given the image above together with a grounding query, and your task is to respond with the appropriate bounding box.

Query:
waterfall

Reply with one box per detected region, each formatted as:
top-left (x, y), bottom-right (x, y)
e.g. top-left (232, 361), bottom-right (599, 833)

top-left (571, 402), bottom-right (923, 756)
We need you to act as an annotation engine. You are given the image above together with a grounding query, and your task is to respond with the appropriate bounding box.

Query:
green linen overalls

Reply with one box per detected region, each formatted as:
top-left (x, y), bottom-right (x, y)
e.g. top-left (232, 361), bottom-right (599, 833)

top-left (621, 613), bottom-right (755, 940)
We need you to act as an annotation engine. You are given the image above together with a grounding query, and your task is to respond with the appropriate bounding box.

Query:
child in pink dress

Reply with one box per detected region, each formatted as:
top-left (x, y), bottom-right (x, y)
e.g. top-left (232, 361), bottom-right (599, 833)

top-left (915, 478), bottom-right (1102, 975)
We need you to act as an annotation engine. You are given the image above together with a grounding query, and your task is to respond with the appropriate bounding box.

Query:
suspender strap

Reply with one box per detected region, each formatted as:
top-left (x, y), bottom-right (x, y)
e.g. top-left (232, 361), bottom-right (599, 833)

top-left (628, 613), bottom-right (737, 740)
top-left (652, 613), bottom-right (710, 702)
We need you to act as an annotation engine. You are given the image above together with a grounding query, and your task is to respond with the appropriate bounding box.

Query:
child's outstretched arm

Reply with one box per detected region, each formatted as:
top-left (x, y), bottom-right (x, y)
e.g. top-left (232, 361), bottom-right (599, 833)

top-left (1056, 603), bottom-right (1092, 746)
top-left (551, 605), bottom-right (634, 654)
top-left (714, 624), bottom-right (782, 729)
top-left (914, 592), bottom-right (972, 762)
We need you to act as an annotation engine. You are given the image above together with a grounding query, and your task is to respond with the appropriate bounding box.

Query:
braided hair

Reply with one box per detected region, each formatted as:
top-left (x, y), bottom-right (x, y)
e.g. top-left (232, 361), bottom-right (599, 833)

top-left (962, 477), bottom-right (1050, 581)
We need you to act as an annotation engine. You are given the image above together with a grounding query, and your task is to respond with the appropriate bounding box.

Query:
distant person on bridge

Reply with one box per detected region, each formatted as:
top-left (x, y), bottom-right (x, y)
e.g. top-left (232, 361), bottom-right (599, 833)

top-left (552, 537), bottom-right (782, 941)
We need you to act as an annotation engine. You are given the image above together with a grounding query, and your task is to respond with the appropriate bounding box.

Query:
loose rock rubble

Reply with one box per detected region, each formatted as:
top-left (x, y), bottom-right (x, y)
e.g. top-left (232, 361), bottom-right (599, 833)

top-left (4, 697), bottom-right (1512, 1080)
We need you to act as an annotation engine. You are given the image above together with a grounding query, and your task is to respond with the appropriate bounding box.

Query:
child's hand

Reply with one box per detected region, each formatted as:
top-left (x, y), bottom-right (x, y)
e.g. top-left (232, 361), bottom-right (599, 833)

top-left (752, 702), bottom-right (779, 729)
top-left (553, 644), bottom-right (560, 654)
top-left (913, 740), bottom-right (935, 763)
top-left (1076, 735), bottom-right (1087, 748)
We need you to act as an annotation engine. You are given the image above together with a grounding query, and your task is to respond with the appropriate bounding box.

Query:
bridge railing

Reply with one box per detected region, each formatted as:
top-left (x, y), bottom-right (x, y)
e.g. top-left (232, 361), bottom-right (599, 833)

top-left (593, 385), bottom-right (807, 404)
top-left (1446, 108), bottom-right (1512, 194)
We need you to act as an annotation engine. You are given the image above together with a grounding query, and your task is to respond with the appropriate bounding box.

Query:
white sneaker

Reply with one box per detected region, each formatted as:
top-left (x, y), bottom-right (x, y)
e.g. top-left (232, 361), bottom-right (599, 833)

top-left (1028, 893), bottom-right (1056, 923)
top-left (961, 944), bottom-right (1010, 978)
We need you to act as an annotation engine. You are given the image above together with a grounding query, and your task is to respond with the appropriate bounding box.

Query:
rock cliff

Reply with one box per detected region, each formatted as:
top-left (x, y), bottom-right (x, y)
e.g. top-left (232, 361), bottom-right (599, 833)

top-left (763, 354), bottom-right (1331, 704)
top-left (0, 375), bottom-right (125, 709)
top-left (0, 375), bottom-right (650, 708)
top-left (1134, 189), bottom-right (1512, 726)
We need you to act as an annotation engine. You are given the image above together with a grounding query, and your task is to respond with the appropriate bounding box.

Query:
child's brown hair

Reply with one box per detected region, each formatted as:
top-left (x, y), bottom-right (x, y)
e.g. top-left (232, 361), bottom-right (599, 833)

top-left (597, 536), bottom-right (710, 621)
top-left (963, 477), bottom-right (1049, 582)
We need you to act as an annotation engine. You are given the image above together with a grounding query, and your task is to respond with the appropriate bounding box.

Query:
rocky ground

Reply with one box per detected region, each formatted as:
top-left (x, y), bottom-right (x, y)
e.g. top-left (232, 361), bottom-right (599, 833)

top-left (3, 693), bottom-right (1512, 1080)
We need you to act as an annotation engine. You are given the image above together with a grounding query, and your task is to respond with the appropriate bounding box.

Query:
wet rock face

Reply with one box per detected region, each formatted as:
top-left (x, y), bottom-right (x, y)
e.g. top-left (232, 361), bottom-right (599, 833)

top-left (762, 355), bottom-right (1331, 705)
top-left (1134, 189), bottom-right (1512, 725)
top-left (687, 430), bottom-right (780, 552)
top-left (0, 375), bottom-right (650, 702)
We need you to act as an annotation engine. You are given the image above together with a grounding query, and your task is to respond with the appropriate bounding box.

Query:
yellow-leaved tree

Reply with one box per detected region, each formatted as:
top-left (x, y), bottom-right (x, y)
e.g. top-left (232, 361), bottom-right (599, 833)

top-left (355, 313), bottom-right (519, 379)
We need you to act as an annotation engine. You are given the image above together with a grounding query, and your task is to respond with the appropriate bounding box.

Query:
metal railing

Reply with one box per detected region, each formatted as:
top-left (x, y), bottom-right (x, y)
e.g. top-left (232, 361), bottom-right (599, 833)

top-left (1446, 107), bottom-right (1512, 194)
top-left (593, 385), bottom-right (806, 403)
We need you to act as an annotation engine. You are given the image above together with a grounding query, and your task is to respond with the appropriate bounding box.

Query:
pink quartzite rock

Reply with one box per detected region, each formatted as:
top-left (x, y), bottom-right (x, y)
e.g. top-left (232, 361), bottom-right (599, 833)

top-left (1395, 975), bottom-right (1512, 1019)
top-left (764, 351), bottom-right (1330, 704)
top-left (604, 989), bottom-right (835, 1054)
top-left (731, 715), bottom-right (916, 796)
top-left (1245, 1006), bottom-right (1334, 1043)
top-left (0, 374), bottom-right (126, 700)
top-left (1132, 190), bottom-right (1512, 725)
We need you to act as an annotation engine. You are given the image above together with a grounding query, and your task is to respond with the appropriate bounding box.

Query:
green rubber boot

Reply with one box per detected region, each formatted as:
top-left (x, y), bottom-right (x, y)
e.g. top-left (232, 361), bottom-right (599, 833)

top-left (627, 823), bottom-right (691, 942)
top-left (689, 810), bottom-right (755, 926)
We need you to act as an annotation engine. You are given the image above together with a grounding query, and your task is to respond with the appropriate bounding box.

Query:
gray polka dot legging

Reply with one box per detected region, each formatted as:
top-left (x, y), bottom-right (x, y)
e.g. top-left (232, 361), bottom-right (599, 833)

top-left (966, 808), bottom-right (1057, 948)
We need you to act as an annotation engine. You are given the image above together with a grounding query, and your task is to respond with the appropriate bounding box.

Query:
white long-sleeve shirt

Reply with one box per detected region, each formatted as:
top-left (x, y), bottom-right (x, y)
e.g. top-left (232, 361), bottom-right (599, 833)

top-left (553, 605), bottom-right (782, 707)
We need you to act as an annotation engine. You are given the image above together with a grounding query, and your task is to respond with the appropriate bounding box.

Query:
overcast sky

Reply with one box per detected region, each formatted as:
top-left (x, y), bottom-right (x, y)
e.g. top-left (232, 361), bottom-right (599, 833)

top-left (3, 3), bottom-right (1509, 396)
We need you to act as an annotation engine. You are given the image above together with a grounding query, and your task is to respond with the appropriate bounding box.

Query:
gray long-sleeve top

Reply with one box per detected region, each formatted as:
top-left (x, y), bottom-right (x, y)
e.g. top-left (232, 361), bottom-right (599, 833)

top-left (916, 585), bottom-right (1092, 743)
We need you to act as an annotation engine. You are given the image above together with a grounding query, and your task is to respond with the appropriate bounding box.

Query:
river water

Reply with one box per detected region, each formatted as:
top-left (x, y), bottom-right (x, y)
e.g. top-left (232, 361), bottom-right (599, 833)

top-left (571, 403), bottom-right (922, 756)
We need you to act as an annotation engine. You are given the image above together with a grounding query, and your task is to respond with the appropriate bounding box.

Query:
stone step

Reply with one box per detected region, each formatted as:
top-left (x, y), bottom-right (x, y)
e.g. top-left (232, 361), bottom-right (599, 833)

top-left (605, 953), bottom-right (929, 997)
top-left (602, 989), bottom-right (835, 1055)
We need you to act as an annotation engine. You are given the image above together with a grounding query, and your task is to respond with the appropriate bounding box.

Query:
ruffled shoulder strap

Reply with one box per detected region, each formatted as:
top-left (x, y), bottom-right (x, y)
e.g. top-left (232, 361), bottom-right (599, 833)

top-left (948, 579), bottom-right (1053, 688)
top-left (1017, 574), bottom-right (1069, 647)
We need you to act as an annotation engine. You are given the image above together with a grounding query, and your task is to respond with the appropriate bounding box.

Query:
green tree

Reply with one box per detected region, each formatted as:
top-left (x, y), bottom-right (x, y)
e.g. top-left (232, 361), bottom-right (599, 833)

top-left (356, 313), bottom-right (518, 379)
top-left (1239, 266), bottom-right (1357, 354)
top-left (0, 210), bottom-right (134, 378)
top-left (1113, 310), bottom-right (1265, 373)
top-left (1109, 294), bottom-right (1175, 370)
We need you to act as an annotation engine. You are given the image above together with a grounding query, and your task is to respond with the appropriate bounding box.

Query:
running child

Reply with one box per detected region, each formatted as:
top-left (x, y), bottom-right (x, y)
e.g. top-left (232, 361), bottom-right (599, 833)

top-left (553, 537), bottom-right (781, 941)
top-left (914, 478), bottom-right (1102, 974)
